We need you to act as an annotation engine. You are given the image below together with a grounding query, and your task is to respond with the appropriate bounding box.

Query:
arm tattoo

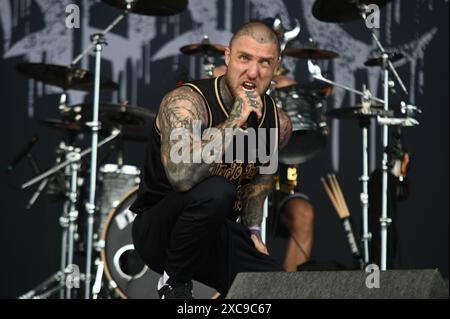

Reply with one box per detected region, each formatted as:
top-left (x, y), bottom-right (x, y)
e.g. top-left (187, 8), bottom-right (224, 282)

top-left (278, 108), bottom-right (292, 150)
top-left (228, 97), bottom-right (244, 123)
top-left (240, 174), bottom-right (274, 227)
top-left (159, 86), bottom-right (241, 191)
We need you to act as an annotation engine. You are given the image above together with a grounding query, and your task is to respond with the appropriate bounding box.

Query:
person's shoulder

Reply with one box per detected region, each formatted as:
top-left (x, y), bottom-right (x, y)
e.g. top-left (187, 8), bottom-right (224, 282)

top-left (159, 84), bottom-right (209, 121)
top-left (161, 85), bottom-right (203, 105)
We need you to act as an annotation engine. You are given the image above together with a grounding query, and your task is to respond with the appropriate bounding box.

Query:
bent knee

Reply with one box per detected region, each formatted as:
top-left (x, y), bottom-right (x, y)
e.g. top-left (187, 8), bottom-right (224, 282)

top-left (198, 176), bottom-right (236, 203)
top-left (187, 176), bottom-right (237, 221)
top-left (283, 198), bottom-right (314, 225)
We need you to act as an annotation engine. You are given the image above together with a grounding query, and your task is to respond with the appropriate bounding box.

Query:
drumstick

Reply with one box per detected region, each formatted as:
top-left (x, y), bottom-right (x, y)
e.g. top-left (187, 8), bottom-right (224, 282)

top-left (326, 174), bottom-right (344, 215)
top-left (320, 177), bottom-right (345, 217)
top-left (330, 174), bottom-right (351, 217)
top-left (321, 175), bottom-right (364, 269)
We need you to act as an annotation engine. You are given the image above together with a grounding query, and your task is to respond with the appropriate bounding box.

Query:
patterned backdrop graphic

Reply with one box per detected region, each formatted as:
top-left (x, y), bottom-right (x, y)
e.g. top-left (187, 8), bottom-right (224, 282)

top-left (0, 0), bottom-right (448, 298)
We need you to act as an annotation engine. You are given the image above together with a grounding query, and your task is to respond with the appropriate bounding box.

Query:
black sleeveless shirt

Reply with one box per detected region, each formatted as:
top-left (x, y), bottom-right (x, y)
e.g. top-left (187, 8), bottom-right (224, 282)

top-left (130, 76), bottom-right (279, 215)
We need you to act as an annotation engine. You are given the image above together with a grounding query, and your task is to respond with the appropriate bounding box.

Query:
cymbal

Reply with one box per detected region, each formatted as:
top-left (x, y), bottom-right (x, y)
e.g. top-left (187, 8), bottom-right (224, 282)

top-left (41, 118), bottom-right (86, 131)
top-left (16, 63), bottom-right (119, 92)
top-left (283, 47), bottom-right (339, 59)
top-left (325, 104), bottom-right (394, 120)
top-left (180, 43), bottom-right (226, 56)
top-left (312, 0), bottom-right (391, 23)
top-left (364, 53), bottom-right (404, 67)
top-left (102, 0), bottom-right (188, 16)
top-left (272, 80), bottom-right (334, 99)
top-left (43, 103), bottom-right (156, 142)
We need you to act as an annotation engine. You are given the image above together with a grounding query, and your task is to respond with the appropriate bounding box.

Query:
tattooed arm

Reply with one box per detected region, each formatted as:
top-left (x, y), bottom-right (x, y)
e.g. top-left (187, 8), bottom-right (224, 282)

top-left (277, 108), bottom-right (292, 151)
top-left (240, 174), bottom-right (275, 228)
top-left (240, 108), bottom-right (292, 239)
top-left (158, 86), bottom-right (250, 192)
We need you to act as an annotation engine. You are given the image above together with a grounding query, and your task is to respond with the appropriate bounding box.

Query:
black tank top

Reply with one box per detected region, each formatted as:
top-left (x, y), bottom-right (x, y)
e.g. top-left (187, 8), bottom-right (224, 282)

top-left (130, 76), bottom-right (279, 215)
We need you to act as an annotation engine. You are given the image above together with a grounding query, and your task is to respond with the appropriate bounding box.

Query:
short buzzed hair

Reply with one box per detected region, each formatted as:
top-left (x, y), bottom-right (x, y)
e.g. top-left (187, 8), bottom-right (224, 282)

top-left (229, 21), bottom-right (281, 58)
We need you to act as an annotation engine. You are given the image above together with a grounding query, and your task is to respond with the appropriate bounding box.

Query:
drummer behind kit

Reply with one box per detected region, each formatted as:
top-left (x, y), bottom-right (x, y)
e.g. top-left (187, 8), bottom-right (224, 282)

top-left (14, 0), bottom-right (422, 299)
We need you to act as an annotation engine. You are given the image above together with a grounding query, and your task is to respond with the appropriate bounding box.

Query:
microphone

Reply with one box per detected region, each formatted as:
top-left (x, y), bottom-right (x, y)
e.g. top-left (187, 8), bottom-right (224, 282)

top-left (7, 135), bottom-right (39, 172)
top-left (242, 87), bottom-right (259, 131)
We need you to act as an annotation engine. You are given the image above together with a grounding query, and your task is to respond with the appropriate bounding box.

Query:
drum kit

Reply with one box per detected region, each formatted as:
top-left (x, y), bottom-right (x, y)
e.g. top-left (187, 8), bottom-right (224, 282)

top-left (15, 0), bottom-right (421, 299)
top-left (17, 0), bottom-right (191, 300)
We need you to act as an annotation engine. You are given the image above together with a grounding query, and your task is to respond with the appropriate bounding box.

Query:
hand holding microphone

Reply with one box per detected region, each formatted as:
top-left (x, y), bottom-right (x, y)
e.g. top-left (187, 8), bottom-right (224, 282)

top-left (240, 82), bottom-right (262, 130)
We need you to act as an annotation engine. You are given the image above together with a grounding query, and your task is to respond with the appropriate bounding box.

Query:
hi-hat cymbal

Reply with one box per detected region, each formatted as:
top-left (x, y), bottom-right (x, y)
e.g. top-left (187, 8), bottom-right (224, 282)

top-left (43, 103), bottom-right (156, 142)
top-left (364, 53), bottom-right (404, 67)
top-left (283, 47), bottom-right (339, 59)
top-left (180, 43), bottom-right (226, 56)
top-left (102, 0), bottom-right (188, 16)
top-left (16, 63), bottom-right (119, 92)
top-left (325, 104), bottom-right (393, 120)
top-left (312, 0), bottom-right (391, 23)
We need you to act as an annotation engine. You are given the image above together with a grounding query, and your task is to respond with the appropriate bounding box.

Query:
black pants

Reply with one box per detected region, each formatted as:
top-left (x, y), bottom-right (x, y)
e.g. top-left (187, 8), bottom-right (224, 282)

top-left (132, 176), bottom-right (283, 295)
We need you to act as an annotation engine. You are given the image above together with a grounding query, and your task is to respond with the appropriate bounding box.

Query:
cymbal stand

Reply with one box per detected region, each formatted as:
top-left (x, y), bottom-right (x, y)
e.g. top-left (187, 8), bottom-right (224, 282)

top-left (200, 36), bottom-right (215, 78)
top-left (359, 88), bottom-right (372, 265)
top-left (20, 130), bottom-right (119, 298)
top-left (69, 2), bottom-right (134, 297)
top-left (357, 2), bottom-right (408, 271)
top-left (308, 60), bottom-right (383, 263)
top-left (19, 142), bottom-right (82, 299)
top-left (63, 143), bottom-right (81, 298)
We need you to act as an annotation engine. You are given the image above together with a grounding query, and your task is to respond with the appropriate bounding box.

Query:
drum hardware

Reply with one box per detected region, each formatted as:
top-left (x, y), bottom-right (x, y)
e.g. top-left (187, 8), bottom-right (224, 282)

top-left (18, 272), bottom-right (65, 299)
top-left (311, 0), bottom-right (420, 268)
top-left (180, 35), bottom-right (226, 78)
top-left (356, 1), bottom-right (409, 270)
top-left (80, 0), bottom-right (187, 298)
top-left (283, 47), bottom-right (339, 60)
top-left (71, 1), bottom-right (183, 295)
top-left (317, 64), bottom-right (419, 266)
top-left (21, 130), bottom-right (120, 190)
top-left (326, 87), bottom-right (385, 264)
top-left (271, 81), bottom-right (330, 165)
top-left (364, 53), bottom-right (404, 67)
top-left (274, 165), bottom-right (299, 195)
top-left (41, 103), bottom-right (156, 143)
top-left (20, 142), bottom-right (83, 299)
top-left (320, 78), bottom-right (390, 264)
top-left (308, 60), bottom-right (385, 104)
top-left (179, 36), bottom-right (226, 57)
top-left (19, 130), bottom-right (120, 299)
top-left (16, 63), bottom-right (119, 92)
top-left (16, 0), bottom-right (187, 299)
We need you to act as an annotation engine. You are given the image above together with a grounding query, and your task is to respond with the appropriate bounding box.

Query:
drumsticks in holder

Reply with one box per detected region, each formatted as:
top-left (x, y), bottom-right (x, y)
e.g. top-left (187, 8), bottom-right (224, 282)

top-left (321, 174), bottom-right (364, 269)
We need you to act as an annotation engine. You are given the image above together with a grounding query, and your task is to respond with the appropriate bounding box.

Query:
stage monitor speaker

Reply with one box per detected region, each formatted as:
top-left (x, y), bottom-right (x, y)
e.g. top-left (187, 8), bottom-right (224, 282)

top-left (226, 269), bottom-right (448, 299)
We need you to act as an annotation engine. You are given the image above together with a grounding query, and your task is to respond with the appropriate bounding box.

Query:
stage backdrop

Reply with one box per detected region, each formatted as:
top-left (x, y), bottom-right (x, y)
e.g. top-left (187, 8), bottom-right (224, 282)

top-left (0, 0), bottom-right (448, 298)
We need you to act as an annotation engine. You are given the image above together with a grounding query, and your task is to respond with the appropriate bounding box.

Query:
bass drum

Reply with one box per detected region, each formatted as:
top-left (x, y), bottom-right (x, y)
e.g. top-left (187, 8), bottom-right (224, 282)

top-left (100, 186), bottom-right (217, 299)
